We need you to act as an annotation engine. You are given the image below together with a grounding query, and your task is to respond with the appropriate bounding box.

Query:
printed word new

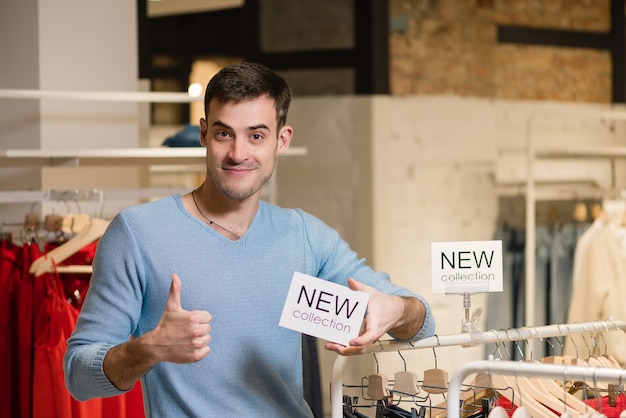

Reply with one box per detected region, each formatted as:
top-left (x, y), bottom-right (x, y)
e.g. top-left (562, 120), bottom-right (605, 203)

top-left (279, 272), bottom-right (369, 345)
top-left (440, 250), bottom-right (494, 269)
top-left (296, 286), bottom-right (361, 319)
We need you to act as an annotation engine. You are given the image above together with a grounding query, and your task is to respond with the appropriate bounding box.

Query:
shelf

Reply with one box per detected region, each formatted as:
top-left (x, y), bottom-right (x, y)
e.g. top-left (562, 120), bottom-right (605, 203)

top-left (0, 147), bottom-right (308, 167)
top-left (535, 145), bottom-right (626, 159)
top-left (0, 187), bottom-right (195, 204)
top-left (0, 89), bottom-right (201, 103)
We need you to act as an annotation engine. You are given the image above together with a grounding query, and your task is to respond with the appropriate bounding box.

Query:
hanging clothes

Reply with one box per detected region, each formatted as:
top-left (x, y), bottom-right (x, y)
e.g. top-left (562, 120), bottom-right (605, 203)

top-left (37, 239), bottom-right (145, 418)
top-left (32, 269), bottom-right (83, 418)
top-left (0, 240), bottom-right (21, 418)
top-left (0, 232), bottom-right (145, 418)
top-left (15, 242), bottom-right (41, 418)
top-left (583, 394), bottom-right (626, 418)
top-left (485, 222), bottom-right (589, 359)
top-left (564, 223), bottom-right (626, 365)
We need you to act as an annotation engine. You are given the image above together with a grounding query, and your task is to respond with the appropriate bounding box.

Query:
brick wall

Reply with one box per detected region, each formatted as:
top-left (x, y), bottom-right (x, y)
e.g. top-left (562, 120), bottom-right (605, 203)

top-left (389, 0), bottom-right (612, 102)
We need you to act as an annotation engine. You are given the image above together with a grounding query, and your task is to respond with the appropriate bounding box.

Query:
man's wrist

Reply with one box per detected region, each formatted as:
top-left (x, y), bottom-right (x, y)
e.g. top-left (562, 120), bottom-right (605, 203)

top-left (389, 297), bottom-right (426, 340)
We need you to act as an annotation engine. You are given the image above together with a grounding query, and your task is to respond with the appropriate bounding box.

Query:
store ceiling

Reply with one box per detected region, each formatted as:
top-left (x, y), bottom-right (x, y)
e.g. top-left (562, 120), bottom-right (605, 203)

top-left (147, 0), bottom-right (243, 17)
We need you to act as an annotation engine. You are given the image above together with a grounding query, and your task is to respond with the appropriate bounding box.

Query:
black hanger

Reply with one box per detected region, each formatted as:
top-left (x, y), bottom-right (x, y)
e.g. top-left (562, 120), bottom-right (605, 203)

top-left (343, 395), bottom-right (357, 418)
top-left (381, 403), bottom-right (413, 418)
top-left (466, 397), bottom-right (496, 418)
top-left (416, 406), bottom-right (427, 418)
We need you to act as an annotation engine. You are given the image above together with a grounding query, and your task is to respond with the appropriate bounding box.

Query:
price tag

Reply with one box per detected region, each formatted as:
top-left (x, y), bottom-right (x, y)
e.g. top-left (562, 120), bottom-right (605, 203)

top-left (431, 240), bottom-right (503, 294)
top-left (279, 272), bottom-right (369, 345)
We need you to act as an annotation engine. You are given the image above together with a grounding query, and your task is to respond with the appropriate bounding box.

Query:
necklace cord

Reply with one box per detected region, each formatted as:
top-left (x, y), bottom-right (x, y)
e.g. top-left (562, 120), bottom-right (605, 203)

top-left (191, 189), bottom-right (241, 240)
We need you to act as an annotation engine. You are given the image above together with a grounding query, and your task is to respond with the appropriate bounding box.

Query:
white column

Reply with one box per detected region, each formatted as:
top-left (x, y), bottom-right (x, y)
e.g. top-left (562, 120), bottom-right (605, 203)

top-left (0, 0), bottom-right (142, 220)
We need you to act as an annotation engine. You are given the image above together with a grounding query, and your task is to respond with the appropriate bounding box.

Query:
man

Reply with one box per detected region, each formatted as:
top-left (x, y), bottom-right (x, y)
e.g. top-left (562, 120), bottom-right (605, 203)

top-left (64, 62), bottom-right (435, 417)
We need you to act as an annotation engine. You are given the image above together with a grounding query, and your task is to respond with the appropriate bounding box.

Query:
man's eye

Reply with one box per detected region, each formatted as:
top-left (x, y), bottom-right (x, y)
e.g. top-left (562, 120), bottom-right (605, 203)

top-left (216, 131), bottom-right (230, 139)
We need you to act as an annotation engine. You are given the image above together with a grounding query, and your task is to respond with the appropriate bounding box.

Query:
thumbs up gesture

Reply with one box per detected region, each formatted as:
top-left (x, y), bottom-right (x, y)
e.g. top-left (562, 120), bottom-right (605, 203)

top-left (153, 273), bottom-right (212, 364)
top-left (100, 273), bottom-right (212, 391)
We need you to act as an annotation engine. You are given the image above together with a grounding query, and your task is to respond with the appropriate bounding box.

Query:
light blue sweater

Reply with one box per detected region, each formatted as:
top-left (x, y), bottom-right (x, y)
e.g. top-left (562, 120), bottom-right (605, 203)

top-left (64, 195), bottom-right (435, 417)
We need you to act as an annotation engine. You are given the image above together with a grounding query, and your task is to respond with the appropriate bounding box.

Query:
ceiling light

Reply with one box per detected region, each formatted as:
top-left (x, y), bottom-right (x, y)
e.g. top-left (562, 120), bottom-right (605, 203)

top-left (187, 83), bottom-right (203, 97)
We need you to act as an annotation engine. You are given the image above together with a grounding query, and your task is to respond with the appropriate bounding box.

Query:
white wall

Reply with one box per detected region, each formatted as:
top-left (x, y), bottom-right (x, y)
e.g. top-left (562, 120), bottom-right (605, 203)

top-left (0, 0), bottom-right (143, 222)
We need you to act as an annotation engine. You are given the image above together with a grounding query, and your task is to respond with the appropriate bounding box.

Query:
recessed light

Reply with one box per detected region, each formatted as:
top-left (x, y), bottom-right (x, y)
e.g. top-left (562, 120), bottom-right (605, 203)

top-left (188, 83), bottom-right (204, 97)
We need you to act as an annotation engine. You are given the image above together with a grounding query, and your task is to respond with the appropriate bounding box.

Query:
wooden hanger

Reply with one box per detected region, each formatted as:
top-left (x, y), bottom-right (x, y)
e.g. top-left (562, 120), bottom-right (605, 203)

top-left (517, 333), bottom-right (591, 416)
top-left (528, 362), bottom-right (594, 416)
top-left (422, 343), bottom-right (449, 395)
top-left (54, 265), bottom-right (94, 274)
top-left (61, 213), bottom-right (91, 235)
top-left (422, 368), bottom-right (449, 395)
top-left (29, 217), bottom-right (109, 276)
top-left (573, 201), bottom-right (589, 222)
top-left (487, 332), bottom-right (559, 417)
top-left (444, 373), bottom-right (497, 418)
top-left (367, 373), bottom-right (390, 401)
top-left (520, 372), bottom-right (578, 415)
top-left (392, 351), bottom-right (420, 398)
top-left (393, 370), bottom-right (420, 397)
top-left (489, 366), bottom-right (560, 417)
top-left (593, 325), bottom-right (621, 368)
top-left (542, 356), bottom-right (601, 415)
top-left (576, 328), bottom-right (610, 392)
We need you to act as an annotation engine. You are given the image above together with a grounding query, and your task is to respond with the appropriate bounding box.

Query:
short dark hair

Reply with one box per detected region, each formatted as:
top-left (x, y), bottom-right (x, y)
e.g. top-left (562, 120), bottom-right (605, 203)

top-left (204, 62), bottom-right (292, 130)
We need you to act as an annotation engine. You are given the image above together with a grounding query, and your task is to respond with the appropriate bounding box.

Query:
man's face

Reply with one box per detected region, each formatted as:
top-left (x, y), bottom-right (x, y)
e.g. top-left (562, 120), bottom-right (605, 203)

top-left (199, 95), bottom-right (292, 202)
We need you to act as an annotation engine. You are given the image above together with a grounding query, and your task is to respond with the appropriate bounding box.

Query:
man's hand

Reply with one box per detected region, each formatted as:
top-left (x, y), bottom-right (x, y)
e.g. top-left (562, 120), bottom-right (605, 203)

top-left (103, 273), bottom-right (212, 390)
top-left (324, 278), bottom-right (425, 356)
top-left (150, 273), bottom-right (213, 364)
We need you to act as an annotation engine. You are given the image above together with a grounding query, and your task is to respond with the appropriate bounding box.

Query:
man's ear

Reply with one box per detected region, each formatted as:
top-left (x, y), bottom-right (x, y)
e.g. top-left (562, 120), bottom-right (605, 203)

top-left (276, 125), bottom-right (293, 155)
top-left (199, 118), bottom-right (208, 146)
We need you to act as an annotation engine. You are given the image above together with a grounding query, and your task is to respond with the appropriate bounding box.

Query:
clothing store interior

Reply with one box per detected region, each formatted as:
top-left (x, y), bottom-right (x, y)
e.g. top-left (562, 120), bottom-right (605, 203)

top-left (2, 1), bottom-right (626, 417)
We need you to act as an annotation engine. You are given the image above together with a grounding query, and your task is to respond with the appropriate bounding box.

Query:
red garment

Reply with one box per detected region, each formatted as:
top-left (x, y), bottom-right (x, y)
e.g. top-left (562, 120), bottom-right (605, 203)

top-left (32, 271), bottom-right (75, 418)
top-left (38, 241), bottom-right (97, 305)
top-left (0, 240), bottom-right (21, 418)
top-left (43, 240), bottom-right (96, 309)
top-left (35, 240), bottom-right (145, 418)
top-left (495, 394), bottom-right (626, 417)
top-left (32, 269), bottom-right (106, 418)
top-left (2, 236), bottom-right (145, 418)
top-left (583, 394), bottom-right (626, 418)
top-left (16, 243), bottom-right (41, 418)
top-left (493, 397), bottom-right (516, 416)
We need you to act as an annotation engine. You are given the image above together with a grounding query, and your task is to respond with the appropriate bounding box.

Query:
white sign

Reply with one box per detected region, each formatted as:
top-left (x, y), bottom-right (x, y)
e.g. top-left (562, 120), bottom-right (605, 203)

top-left (431, 240), bottom-right (503, 294)
top-left (279, 272), bottom-right (369, 345)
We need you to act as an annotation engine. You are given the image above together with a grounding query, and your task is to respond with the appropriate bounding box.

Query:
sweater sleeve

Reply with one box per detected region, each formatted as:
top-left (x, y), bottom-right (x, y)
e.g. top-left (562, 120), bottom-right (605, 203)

top-left (296, 209), bottom-right (435, 340)
top-left (63, 213), bottom-right (145, 400)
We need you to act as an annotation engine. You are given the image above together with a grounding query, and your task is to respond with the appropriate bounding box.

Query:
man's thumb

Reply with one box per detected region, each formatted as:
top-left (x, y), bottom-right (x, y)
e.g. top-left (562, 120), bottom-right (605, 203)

top-left (347, 277), bottom-right (362, 291)
top-left (166, 273), bottom-right (183, 311)
top-left (348, 277), bottom-right (374, 294)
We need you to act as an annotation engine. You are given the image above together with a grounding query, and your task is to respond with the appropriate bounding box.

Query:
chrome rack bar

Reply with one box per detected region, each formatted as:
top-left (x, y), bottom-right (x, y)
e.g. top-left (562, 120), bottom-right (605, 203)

top-left (330, 319), bottom-right (626, 418)
top-left (446, 359), bottom-right (626, 418)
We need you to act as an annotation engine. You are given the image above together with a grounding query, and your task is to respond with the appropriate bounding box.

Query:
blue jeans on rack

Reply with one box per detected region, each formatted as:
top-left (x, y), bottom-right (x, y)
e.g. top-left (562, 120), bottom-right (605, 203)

top-left (484, 224), bottom-right (588, 359)
top-left (548, 223), bottom-right (588, 326)
top-left (485, 227), bottom-right (525, 359)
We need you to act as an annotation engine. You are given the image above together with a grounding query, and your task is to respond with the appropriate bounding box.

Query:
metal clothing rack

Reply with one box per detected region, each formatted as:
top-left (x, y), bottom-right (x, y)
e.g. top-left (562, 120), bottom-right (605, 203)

top-left (524, 109), bottom-right (626, 345)
top-left (447, 359), bottom-right (626, 418)
top-left (0, 187), bottom-right (193, 204)
top-left (330, 319), bottom-right (626, 418)
top-left (0, 189), bottom-right (105, 205)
